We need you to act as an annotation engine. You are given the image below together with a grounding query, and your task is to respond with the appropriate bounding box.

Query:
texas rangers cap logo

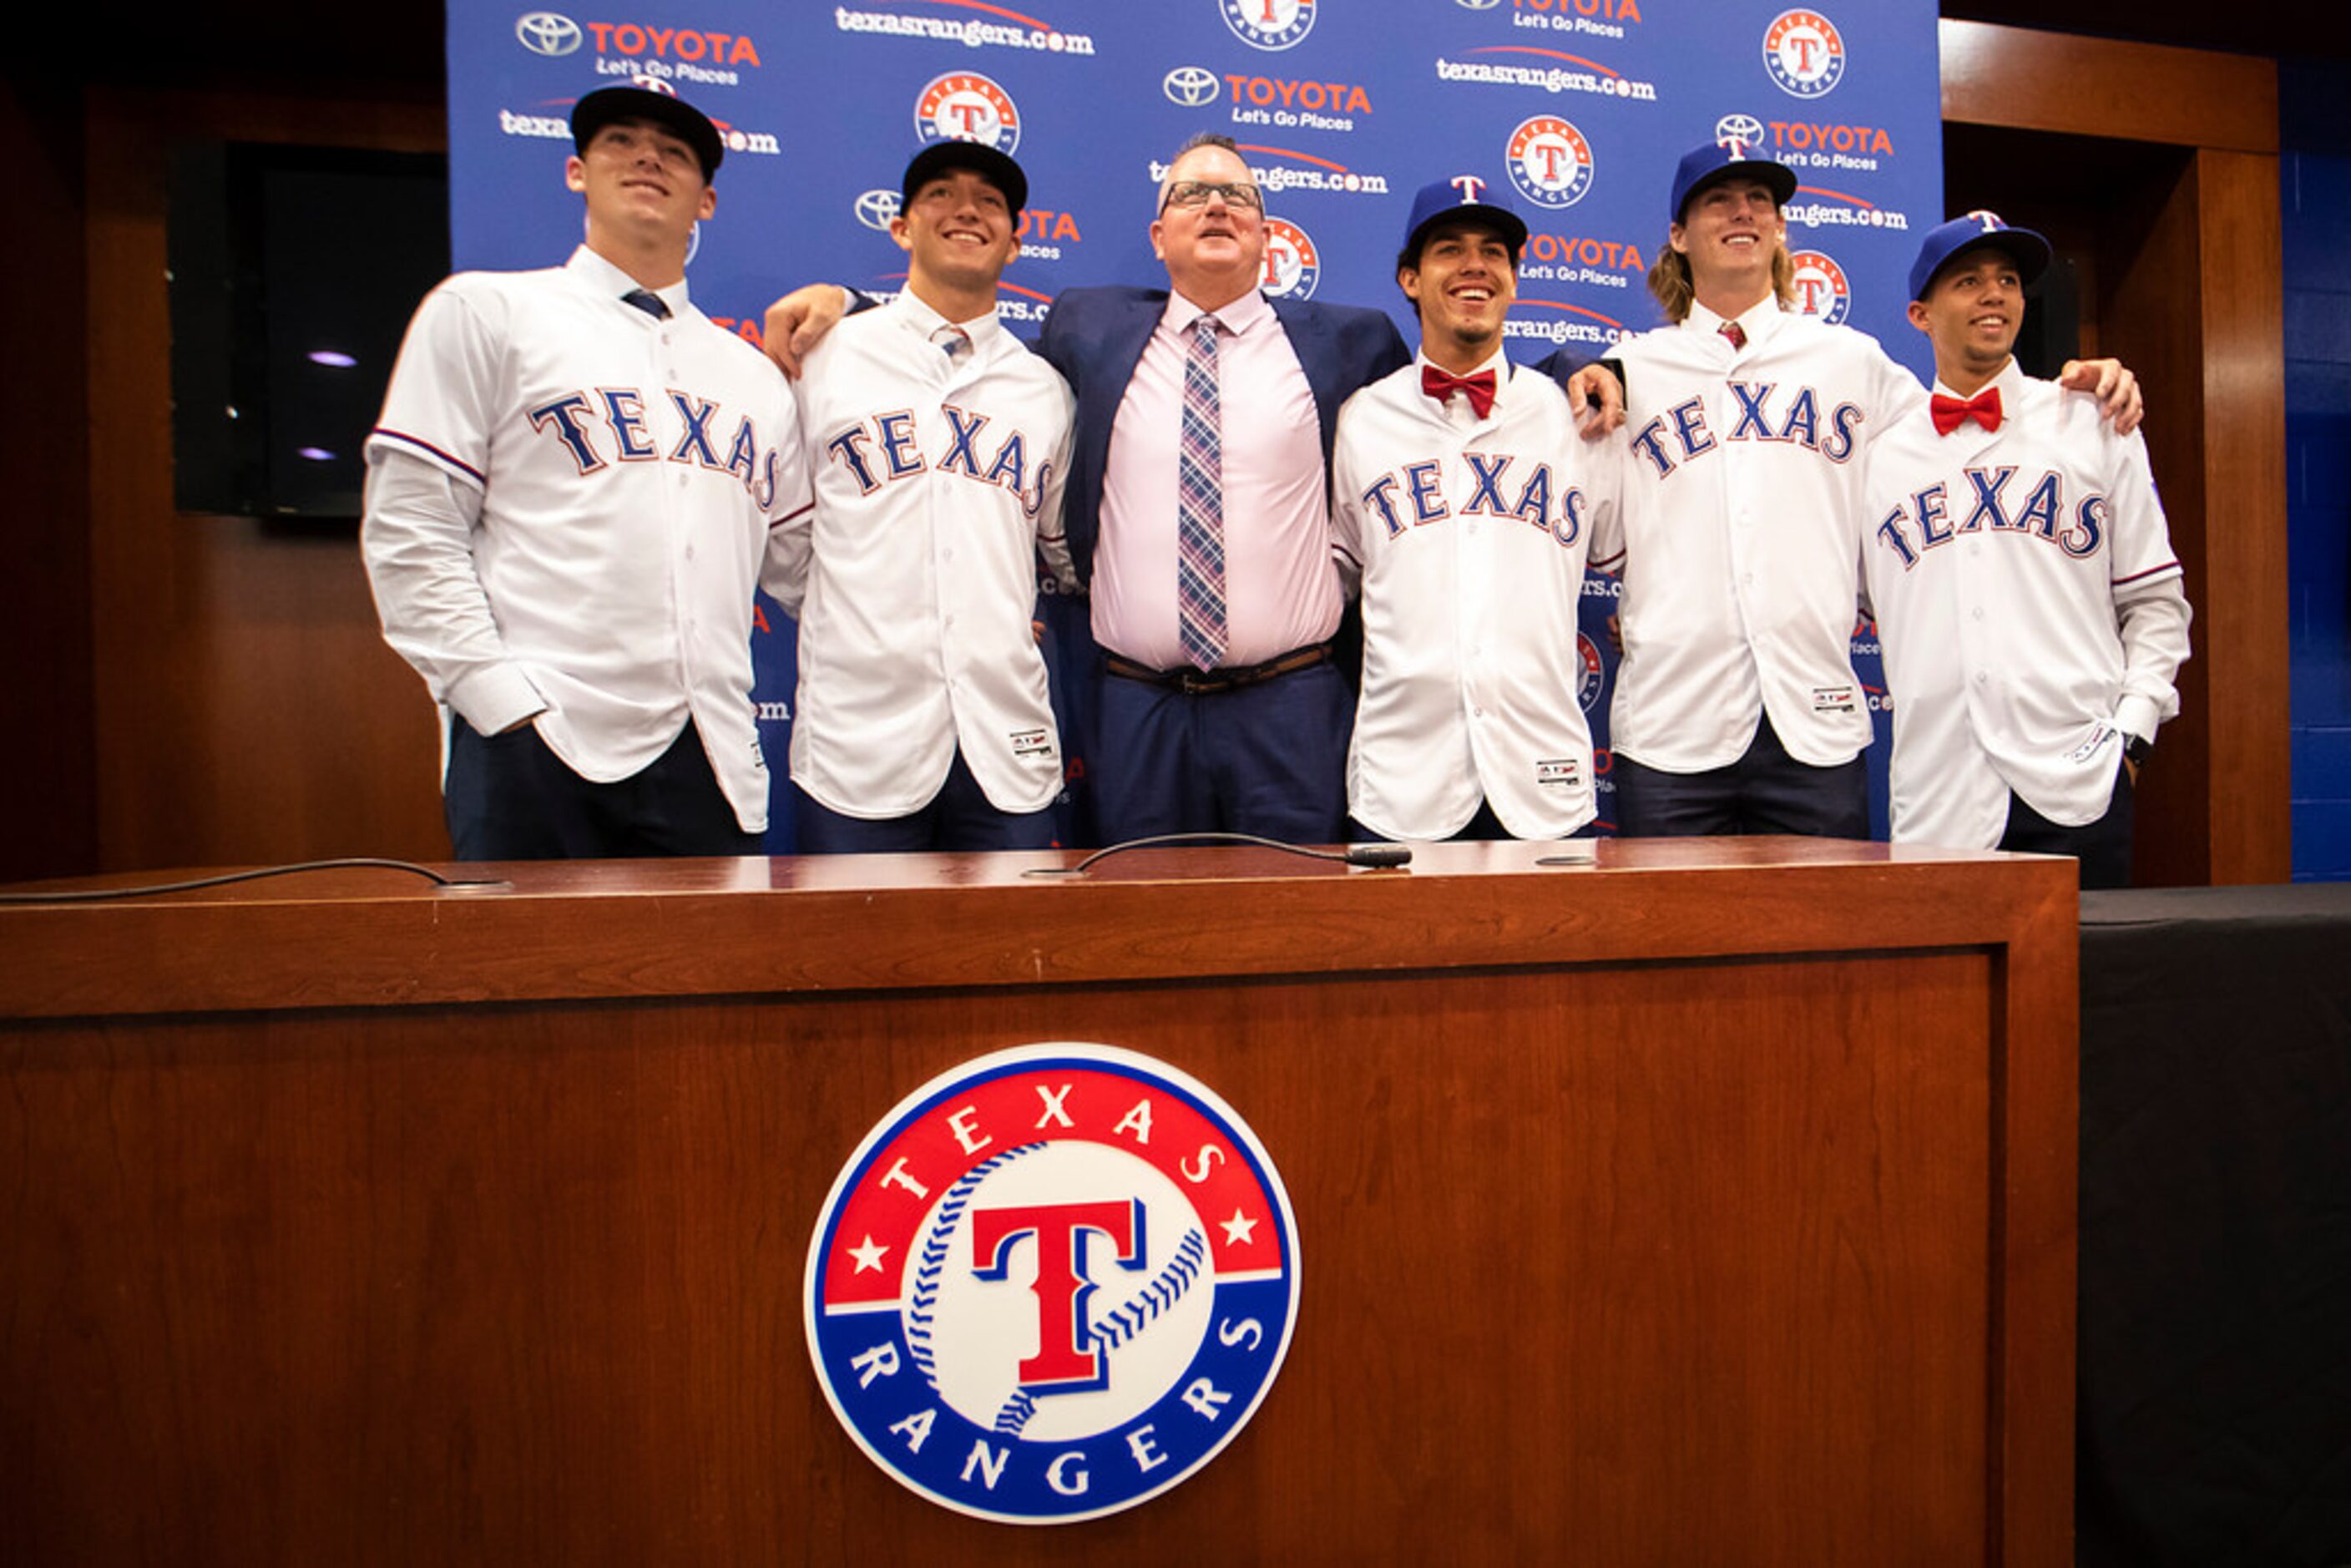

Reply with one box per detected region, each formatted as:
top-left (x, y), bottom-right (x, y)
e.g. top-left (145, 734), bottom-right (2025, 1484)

top-left (1763, 9), bottom-right (1847, 99)
top-left (805, 1043), bottom-right (1300, 1523)
top-left (1504, 115), bottom-right (1595, 210)
top-left (914, 72), bottom-right (1022, 154)
top-left (1260, 217), bottom-right (1322, 301)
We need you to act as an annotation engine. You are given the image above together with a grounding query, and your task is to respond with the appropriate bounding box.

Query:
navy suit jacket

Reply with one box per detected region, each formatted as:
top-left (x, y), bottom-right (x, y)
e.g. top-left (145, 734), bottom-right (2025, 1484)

top-left (1032, 286), bottom-right (1410, 589)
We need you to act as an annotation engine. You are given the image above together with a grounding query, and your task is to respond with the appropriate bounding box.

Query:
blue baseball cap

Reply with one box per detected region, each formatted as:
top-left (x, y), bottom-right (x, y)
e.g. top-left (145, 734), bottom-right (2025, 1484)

top-left (572, 85), bottom-right (724, 180)
top-left (901, 139), bottom-right (1029, 216)
top-left (1907, 212), bottom-right (2052, 301)
top-left (1667, 136), bottom-right (1796, 224)
top-left (1400, 175), bottom-right (1528, 265)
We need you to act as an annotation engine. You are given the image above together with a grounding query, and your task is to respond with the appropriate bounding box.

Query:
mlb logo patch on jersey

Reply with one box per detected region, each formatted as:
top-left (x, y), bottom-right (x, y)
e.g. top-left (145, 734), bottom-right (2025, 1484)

top-left (1811, 685), bottom-right (1858, 714)
top-left (1535, 756), bottom-right (1584, 788)
top-left (805, 1044), bottom-right (1299, 1523)
top-left (1009, 727), bottom-right (1055, 758)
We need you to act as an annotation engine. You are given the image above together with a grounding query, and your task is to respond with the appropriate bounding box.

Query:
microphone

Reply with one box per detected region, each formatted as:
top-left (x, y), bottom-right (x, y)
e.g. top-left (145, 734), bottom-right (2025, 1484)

top-left (1343, 843), bottom-right (1413, 867)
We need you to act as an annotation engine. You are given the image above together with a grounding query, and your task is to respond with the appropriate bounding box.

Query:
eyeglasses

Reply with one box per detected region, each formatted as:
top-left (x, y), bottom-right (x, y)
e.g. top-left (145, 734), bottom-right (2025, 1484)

top-left (1160, 180), bottom-right (1263, 214)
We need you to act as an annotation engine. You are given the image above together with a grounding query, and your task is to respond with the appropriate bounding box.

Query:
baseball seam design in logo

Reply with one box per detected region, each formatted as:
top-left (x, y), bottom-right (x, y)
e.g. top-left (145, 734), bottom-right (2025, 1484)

top-left (1260, 217), bottom-right (1321, 301)
top-left (1763, 10), bottom-right (1846, 99)
top-left (805, 1043), bottom-right (1299, 1524)
top-left (1787, 249), bottom-right (1851, 324)
top-left (1504, 115), bottom-right (1595, 210)
top-left (915, 72), bottom-right (1021, 153)
top-left (1221, 0), bottom-right (1314, 52)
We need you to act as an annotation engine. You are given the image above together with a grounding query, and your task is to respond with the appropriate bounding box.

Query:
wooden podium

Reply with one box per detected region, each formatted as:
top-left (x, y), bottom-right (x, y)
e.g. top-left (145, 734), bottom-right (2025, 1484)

top-left (0, 839), bottom-right (2076, 1565)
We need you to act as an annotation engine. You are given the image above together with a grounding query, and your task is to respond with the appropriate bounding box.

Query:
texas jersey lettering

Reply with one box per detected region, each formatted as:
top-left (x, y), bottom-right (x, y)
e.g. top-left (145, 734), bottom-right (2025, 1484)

top-left (774, 295), bottom-right (1076, 822)
top-left (1861, 366), bottom-right (2188, 848)
top-left (805, 1044), bottom-right (1298, 1523)
top-left (1602, 307), bottom-right (1923, 775)
top-left (1332, 357), bottom-right (1615, 840)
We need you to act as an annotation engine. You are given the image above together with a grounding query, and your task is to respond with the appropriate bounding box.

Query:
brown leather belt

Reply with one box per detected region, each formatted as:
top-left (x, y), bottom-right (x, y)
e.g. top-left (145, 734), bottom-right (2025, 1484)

top-left (1103, 641), bottom-right (1332, 696)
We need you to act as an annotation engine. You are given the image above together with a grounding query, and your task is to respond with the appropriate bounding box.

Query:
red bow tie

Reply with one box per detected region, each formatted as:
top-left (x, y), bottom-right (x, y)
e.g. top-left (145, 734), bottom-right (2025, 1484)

top-left (1422, 365), bottom-right (1498, 420)
top-left (1930, 387), bottom-right (2002, 436)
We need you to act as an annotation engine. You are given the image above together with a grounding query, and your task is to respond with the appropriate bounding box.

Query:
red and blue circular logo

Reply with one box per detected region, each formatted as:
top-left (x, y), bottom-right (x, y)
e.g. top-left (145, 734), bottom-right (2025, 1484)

top-left (1260, 217), bottom-right (1322, 300)
top-left (1575, 630), bottom-right (1605, 712)
top-left (1763, 10), bottom-right (1846, 99)
top-left (805, 1044), bottom-right (1300, 1524)
top-left (1504, 116), bottom-right (1595, 210)
top-left (1788, 248), bottom-right (1852, 325)
top-left (915, 72), bottom-right (1022, 154)
top-left (1221, 0), bottom-right (1315, 51)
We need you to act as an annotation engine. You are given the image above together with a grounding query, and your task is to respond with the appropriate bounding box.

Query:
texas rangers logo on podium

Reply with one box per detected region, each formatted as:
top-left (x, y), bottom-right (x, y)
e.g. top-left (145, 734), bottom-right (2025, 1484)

top-left (804, 1044), bottom-right (1300, 1523)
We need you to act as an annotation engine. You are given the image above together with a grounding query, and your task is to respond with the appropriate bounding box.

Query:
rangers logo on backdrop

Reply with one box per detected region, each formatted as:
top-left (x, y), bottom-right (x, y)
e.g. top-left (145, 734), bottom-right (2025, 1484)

top-left (1221, 0), bottom-right (1315, 51)
top-left (806, 1044), bottom-right (1300, 1523)
top-left (1260, 218), bottom-right (1322, 300)
top-left (915, 72), bottom-right (1021, 153)
top-left (1505, 115), bottom-right (1595, 210)
top-left (1763, 10), bottom-right (1845, 99)
top-left (1788, 249), bottom-right (1853, 324)
top-left (1574, 630), bottom-right (1605, 712)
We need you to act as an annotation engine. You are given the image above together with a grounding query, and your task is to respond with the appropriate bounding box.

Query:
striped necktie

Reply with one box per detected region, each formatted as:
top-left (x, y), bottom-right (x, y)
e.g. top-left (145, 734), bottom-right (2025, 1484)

top-left (1176, 315), bottom-right (1227, 672)
top-left (621, 288), bottom-right (670, 321)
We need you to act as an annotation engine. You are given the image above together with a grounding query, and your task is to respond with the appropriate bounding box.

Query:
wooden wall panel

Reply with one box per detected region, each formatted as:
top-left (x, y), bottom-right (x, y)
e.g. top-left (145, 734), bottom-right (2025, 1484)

top-left (81, 89), bottom-right (447, 875)
top-left (1944, 23), bottom-right (2289, 884)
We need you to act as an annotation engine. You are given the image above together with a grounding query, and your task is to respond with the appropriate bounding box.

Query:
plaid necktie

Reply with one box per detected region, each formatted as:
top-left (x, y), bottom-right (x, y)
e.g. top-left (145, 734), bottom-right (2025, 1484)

top-left (1176, 315), bottom-right (1228, 672)
top-left (621, 288), bottom-right (670, 321)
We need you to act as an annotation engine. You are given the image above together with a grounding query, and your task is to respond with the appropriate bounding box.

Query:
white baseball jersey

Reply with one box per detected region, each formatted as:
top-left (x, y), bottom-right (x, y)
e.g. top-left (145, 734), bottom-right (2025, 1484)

top-left (363, 245), bottom-right (811, 832)
top-left (1862, 362), bottom-right (2190, 847)
top-left (1605, 299), bottom-right (1923, 771)
top-left (1331, 352), bottom-right (1612, 840)
top-left (777, 291), bottom-right (1076, 819)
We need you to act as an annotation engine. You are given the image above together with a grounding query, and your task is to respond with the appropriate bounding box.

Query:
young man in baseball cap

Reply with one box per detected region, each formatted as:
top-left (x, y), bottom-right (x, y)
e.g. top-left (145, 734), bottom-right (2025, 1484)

top-left (1859, 213), bottom-right (2190, 887)
top-left (1327, 175), bottom-right (1614, 841)
top-left (766, 140), bottom-right (1078, 851)
top-left (362, 86), bottom-right (811, 858)
top-left (1596, 136), bottom-right (2144, 842)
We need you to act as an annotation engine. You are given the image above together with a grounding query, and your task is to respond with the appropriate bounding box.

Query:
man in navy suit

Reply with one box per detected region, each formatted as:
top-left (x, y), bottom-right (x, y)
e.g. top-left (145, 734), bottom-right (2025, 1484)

top-left (770, 133), bottom-right (1614, 846)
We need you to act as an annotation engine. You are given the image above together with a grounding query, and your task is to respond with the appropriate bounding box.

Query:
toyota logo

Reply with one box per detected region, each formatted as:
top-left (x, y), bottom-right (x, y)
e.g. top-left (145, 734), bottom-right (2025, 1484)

top-left (1454, 0), bottom-right (1505, 8)
top-left (853, 190), bottom-right (902, 230)
top-left (1163, 65), bottom-right (1220, 108)
top-left (1714, 112), bottom-right (1767, 149)
top-left (515, 11), bottom-right (582, 55)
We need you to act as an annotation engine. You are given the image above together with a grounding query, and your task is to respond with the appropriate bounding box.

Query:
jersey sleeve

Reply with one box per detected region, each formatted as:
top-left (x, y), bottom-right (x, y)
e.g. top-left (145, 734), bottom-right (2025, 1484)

top-left (1033, 378), bottom-right (1079, 594)
top-left (367, 280), bottom-right (506, 486)
top-left (1857, 332), bottom-right (1929, 451)
top-left (360, 445), bottom-right (545, 734)
top-left (1327, 394), bottom-right (1372, 599)
top-left (1584, 433), bottom-right (1627, 575)
top-left (763, 370), bottom-right (825, 619)
top-left (2103, 426), bottom-right (2192, 741)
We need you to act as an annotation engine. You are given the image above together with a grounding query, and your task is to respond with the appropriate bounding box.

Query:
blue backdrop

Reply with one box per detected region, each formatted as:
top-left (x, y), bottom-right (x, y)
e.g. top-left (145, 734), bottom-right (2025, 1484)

top-left (450, 0), bottom-right (1941, 847)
